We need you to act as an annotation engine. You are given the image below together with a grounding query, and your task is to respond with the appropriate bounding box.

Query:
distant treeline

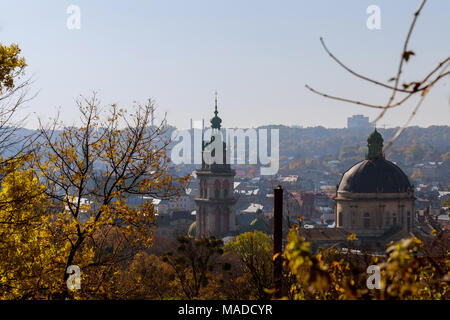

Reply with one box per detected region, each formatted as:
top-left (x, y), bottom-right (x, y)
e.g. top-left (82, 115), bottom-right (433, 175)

top-left (256, 125), bottom-right (450, 163)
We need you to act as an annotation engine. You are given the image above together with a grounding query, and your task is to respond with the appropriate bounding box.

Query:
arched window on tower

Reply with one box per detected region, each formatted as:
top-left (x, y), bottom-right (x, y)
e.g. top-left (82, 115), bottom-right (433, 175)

top-left (363, 212), bottom-right (371, 229)
top-left (214, 180), bottom-right (220, 199)
top-left (215, 208), bottom-right (220, 234)
top-left (407, 211), bottom-right (411, 232)
top-left (202, 207), bottom-right (207, 237)
top-left (393, 213), bottom-right (397, 226)
top-left (223, 180), bottom-right (229, 198)
top-left (199, 179), bottom-right (204, 198)
top-left (223, 208), bottom-right (230, 234)
top-left (203, 180), bottom-right (208, 198)
top-left (337, 212), bottom-right (343, 227)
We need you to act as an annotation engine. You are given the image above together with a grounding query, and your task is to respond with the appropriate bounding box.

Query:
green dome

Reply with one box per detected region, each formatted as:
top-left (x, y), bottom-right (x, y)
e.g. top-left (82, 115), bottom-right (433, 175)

top-left (210, 109), bottom-right (222, 129)
top-left (250, 218), bottom-right (269, 233)
top-left (367, 129), bottom-right (384, 159)
top-left (210, 93), bottom-right (222, 129)
top-left (187, 221), bottom-right (196, 238)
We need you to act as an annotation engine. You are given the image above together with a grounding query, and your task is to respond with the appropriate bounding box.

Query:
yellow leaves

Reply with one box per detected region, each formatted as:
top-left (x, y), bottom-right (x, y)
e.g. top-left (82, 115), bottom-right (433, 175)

top-left (334, 284), bottom-right (344, 293)
top-left (0, 164), bottom-right (62, 299)
top-left (283, 224), bottom-right (446, 300)
top-left (0, 43), bottom-right (26, 94)
top-left (331, 261), bottom-right (342, 272)
top-left (6, 97), bottom-right (190, 298)
top-left (79, 203), bottom-right (91, 212)
top-left (347, 233), bottom-right (357, 241)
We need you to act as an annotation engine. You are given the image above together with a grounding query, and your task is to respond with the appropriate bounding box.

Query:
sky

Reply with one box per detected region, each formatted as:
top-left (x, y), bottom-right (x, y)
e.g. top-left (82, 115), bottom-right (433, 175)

top-left (1, 0), bottom-right (449, 129)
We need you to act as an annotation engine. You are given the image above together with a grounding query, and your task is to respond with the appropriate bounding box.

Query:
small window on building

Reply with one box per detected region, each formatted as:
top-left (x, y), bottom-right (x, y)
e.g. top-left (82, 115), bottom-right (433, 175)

top-left (223, 180), bottom-right (230, 198)
top-left (214, 180), bottom-right (220, 199)
top-left (203, 180), bottom-right (208, 198)
top-left (363, 212), bottom-right (370, 228)
top-left (407, 212), bottom-right (411, 232)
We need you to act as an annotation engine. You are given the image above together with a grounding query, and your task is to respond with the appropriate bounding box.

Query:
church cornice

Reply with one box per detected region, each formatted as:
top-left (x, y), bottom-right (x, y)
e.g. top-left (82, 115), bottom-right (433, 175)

top-left (335, 196), bottom-right (416, 202)
top-left (195, 170), bottom-right (236, 176)
top-left (194, 198), bottom-right (237, 204)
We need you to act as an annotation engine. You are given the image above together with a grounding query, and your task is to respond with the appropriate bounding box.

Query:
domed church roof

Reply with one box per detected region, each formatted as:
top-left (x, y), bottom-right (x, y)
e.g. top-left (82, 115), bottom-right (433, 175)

top-left (338, 158), bottom-right (412, 193)
top-left (337, 129), bottom-right (412, 194)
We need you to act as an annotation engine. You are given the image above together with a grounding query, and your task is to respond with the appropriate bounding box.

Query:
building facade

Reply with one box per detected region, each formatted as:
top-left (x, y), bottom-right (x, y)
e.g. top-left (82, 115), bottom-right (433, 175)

top-left (347, 114), bottom-right (374, 129)
top-left (334, 130), bottom-right (415, 240)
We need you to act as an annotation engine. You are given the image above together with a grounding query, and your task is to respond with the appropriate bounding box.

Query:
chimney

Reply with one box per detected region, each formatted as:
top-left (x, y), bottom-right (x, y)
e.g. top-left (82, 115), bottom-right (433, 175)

top-left (273, 185), bottom-right (283, 298)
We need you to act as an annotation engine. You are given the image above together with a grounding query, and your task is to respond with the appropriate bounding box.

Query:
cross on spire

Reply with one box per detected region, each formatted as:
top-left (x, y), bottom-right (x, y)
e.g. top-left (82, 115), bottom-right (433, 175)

top-left (210, 91), bottom-right (222, 129)
top-left (214, 91), bottom-right (218, 116)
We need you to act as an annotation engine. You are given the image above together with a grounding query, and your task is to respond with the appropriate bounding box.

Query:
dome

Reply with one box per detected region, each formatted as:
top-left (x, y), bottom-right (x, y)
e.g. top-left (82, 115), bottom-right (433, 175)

top-left (338, 158), bottom-right (412, 193)
top-left (210, 93), bottom-right (222, 129)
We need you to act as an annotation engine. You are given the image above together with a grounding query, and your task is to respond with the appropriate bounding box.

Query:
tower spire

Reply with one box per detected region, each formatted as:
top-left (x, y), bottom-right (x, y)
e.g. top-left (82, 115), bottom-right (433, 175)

top-left (210, 91), bottom-right (222, 129)
top-left (214, 91), bottom-right (218, 116)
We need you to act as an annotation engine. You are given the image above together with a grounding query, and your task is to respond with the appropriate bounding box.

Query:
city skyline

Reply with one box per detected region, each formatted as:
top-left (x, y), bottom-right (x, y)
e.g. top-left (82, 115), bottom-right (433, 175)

top-left (1, 0), bottom-right (449, 129)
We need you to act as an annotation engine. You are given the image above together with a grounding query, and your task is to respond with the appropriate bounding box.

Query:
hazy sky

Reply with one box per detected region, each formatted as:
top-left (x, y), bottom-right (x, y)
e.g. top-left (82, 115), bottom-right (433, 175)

top-left (1, 0), bottom-right (449, 129)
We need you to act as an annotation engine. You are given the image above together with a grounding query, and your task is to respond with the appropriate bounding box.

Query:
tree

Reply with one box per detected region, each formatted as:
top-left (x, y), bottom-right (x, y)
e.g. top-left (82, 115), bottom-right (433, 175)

top-left (162, 236), bottom-right (224, 299)
top-left (0, 43), bottom-right (35, 167)
top-left (102, 251), bottom-right (176, 299)
top-left (0, 43), bottom-right (26, 94)
top-left (441, 152), bottom-right (450, 168)
top-left (405, 144), bottom-right (425, 164)
top-left (410, 169), bottom-right (423, 180)
top-left (284, 225), bottom-right (449, 300)
top-left (0, 158), bottom-right (62, 299)
top-left (224, 231), bottom-right (273, 299)
top-left (33, 94), bottom-right (189, 298)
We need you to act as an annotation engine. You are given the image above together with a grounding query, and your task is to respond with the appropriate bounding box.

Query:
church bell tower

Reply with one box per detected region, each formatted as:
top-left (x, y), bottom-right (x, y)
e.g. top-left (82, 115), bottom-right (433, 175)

top-left (194, 94), bottom-right (236, 239)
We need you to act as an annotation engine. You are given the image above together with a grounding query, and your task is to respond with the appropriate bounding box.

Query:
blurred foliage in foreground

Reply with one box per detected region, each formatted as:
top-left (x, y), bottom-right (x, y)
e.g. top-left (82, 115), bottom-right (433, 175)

top-left (284, 225), bottom-right (449, 300)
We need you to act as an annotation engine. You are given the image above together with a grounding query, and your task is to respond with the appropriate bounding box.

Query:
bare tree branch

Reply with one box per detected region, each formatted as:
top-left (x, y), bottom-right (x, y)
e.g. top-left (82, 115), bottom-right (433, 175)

top-left (305, 0), bottom-right (449, 151)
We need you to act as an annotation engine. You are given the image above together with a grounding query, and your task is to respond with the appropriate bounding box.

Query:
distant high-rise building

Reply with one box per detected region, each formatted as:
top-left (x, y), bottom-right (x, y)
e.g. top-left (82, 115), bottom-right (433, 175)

top-left (347, 115), bottom-right (373, 129)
